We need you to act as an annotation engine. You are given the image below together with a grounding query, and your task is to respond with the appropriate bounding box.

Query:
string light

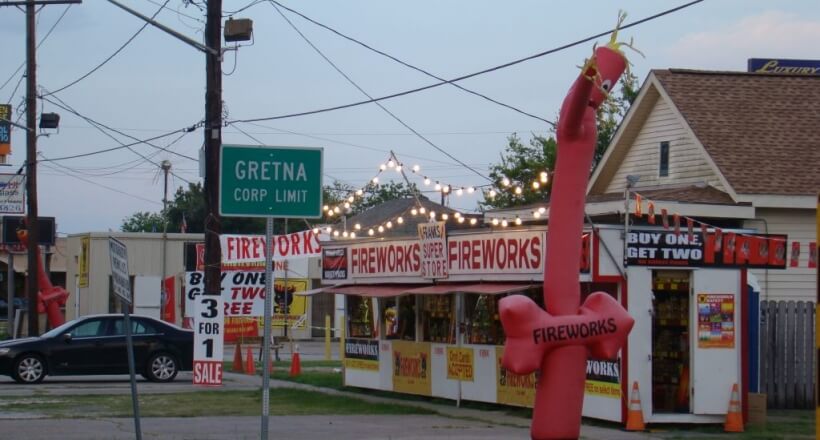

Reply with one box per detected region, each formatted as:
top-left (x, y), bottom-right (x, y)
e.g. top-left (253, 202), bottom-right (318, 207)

top-left (387, 159), bottom-right (395, 168)
top-left (354, 223), bottom-right (361, 230)
top-left (342, 231), bottom-right (349, 238)
top-left (412, 164), bottom-right (420, 172)
top-left (368, 229), bottom-right (375, 236)
top-left (372, 177), bottom-right (379, 184)
top-left (333, 230), bottom-right (340, 237)
top-left (379, 163), bottom-right (387, 171)
top-left (312, 227), bottom-right (320, 234)
top-left (424, 177), bottom-right (431, 185)
top-left (514, 187), bottom-right (523, 195)
top-left (350, 232), bottom-right (356, 238)
top-left (501, 219), bottom-right (509, 227)
top-left (533, 211), bottom-right (541, 219)
top-left (434, 183), bottom-right (442, 191)
top-left (411, 208), bottom-right (418, 216)
top-left (540, 171), bottom-right (548, 183)
top-left (502, 177), bottom-right (511, 187)
top-left (397, 216), bottom-right (404, 224)
top-left (386, 221), bottom-right (393, 229)
top-left (488, 189), bottom-right (497, 198)
top-left (515, 217), bottom-right (522, 225)
top-left (532, 181), bottom-right (540, 189)
top-left (378, 225), bottom-right (385, 233)
top-left (467, 187), bottom-right (475, 194)
top-left (323, 205), bottom-right (329, 212)
top-left (442, 185), bottom-right (450, 194)
top-left (442, 213), bottom-right (449, 220)
top-left (492, 218), bottom-right (499, 226)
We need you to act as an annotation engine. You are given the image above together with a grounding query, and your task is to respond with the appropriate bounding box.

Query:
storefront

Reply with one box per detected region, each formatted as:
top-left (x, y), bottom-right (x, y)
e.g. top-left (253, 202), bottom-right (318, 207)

top-left (314, 223), bottom-right (784, 425)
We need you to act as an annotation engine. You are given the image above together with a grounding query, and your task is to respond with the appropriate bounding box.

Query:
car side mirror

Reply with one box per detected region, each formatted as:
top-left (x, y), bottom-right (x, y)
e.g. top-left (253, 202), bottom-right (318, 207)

top-left (62, 333), bottom-right (72, 343)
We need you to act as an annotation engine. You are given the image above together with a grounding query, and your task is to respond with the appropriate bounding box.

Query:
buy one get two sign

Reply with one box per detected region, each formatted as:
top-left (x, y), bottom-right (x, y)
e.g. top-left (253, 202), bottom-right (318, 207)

top-left (220, 145), bottom-right (323, 218)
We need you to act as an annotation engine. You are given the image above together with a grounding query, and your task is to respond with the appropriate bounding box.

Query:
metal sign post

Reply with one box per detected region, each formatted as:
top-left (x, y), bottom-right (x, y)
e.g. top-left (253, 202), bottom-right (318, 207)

top-left (109, 237), bottom-right (141, 440)
top-left (261, 217), bottom-right (273, 438)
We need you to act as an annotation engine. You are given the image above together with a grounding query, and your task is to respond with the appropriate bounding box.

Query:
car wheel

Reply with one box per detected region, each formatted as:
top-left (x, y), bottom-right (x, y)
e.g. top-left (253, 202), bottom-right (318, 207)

top-left (145, 352), bottom-right (178, 382)
top-left (13, 354), bottom-right (46, 384)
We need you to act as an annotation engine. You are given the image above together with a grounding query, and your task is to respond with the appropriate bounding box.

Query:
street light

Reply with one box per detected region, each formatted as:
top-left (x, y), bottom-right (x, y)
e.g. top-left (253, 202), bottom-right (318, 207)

top-left (38, 112), bottom-right (60, 130)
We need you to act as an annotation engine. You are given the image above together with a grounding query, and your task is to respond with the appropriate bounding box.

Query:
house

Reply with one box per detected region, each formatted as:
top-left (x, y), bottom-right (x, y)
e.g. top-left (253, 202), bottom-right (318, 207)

top-left (587, 69), bottom-right (818, 302)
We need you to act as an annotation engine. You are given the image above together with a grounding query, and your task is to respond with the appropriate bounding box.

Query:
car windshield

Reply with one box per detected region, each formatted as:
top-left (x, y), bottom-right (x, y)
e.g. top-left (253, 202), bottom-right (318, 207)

top-left (40, 319), bottom-right (83, 338)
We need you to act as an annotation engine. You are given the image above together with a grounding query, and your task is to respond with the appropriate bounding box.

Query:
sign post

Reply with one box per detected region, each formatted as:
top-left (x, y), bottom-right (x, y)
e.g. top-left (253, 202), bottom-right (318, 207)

top-left (109, 237), bottom-right (141, 440)
top-left (219, 144), bottom-right (323, 439)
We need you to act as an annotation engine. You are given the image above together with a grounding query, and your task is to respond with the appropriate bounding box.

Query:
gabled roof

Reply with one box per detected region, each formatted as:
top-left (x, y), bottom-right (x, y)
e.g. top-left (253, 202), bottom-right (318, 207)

top-left (343, 197), bottom-right (463, 237)
top-left (653, 69), bottom-right (820, 196)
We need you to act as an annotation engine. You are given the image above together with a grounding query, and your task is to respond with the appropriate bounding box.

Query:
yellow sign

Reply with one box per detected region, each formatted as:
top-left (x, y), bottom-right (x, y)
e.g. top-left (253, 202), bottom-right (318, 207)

top-left (392, 341), bottom-right (431, 396)
top-left (585, 380), bottom-right (620, 398)
top-left (446, 347), bottom-right (474, 381)
top-left (258, 279), bottom-right (308, 328)
top-left (495, 346), bottom-right (537, 407)
top-left (79, 236), bottom-right (90, 288)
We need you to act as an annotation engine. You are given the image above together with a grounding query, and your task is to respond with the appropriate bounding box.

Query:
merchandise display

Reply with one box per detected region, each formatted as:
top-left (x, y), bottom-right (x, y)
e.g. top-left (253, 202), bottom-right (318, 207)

top-left (422, 295), bottom-right (455, 343)
top-left (651, 274), bottom-right (690, 413)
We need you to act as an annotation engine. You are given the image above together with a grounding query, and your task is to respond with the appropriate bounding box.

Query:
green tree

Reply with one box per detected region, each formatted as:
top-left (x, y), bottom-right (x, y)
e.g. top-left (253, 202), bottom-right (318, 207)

top-left (481, 72), bottom-right (638, 210)
top-left (319, 180), bottom-right (421, 221)
top-left (121, 211), bottom-right (166, 232)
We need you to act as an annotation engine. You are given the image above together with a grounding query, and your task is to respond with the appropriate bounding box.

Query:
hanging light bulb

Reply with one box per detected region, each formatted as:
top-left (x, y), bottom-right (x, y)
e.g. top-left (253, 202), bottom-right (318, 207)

top-left (412, 164), bottom-right (420, 172)
top-left (378, 225), bottom-right (385, 233)
top-left (538, 207), bottom-right (546, 214)
top-left (356, 189), bottom-right (364, 196)
top-left (354, 223), bottom-right (361, 230)
top-left (532, 181), bottom-right (540, 189)
top-left (387, 159), bottom-right (395, 168)
top-left (533, 211), bottom-right (541, 219)
top-left (501, 219), bottom-right (508, 227)
top-left (467, 186), bottom-right (475, 194)
top-left (443, 185), bottom-right (450, 194)
top-left (379, 163), bottom-right (387, 171)
top-left (342, 231), bottom-right (349, 238)
top-left (454, 212), bottom-right (461, 218)
top-left (333, 230), bottom-right (340, 237)
top-left (514, 187), bottom-right (523, 195)
top-left (386, 221), bottom-right (393, 229)
top-left (442, 213), bottom-right (449, 220)
top-left (488, 189), bottom-right (497, 198)
top-left (334, 206), bottom-right (341, 213)
top-left (540, 171), bottom-right (548, 183)
top-left (515, 217), bottom-right (522, 225)
top-left (470, 218), bottom-right (477, 225)
top-left (327, 210), bottom-right (334, 217)
top-left (424, 177), bottom-right (431, 186)
top-left (348, 196), bottom-right (355, 203)
top-left (434, 183), bottom-right (442, 191)
top-left (350, 232), bottom-right (356, 238)
top-left (325, 226), bottom-right (332, 233)
top-left (492, 218), bottom-right (499, 226)
top-left (312, 227), bottom-right (320, 234)
top-left (429, 211), bottom-right (436, 220)
top-left (395, 165), bottom-right (402, 172)
top-left (457, 217), bottom-right (465, 223)
top-left (419, 207), bottom-right (426, 214)
top-left (368, 228), bottom-right (375, 236)
top-left (323, 205), bottom-right (329, 211)
top-left (344, 202), bottom-right (351, 209)
top-left (397, 216), bottom-right (404, 224)
top-left (502, 177), bottom-right (511, 187)
top-left (372, 177), bottom-right (379, 184)
top-left (411, 208), bottom-right (418, 216)
top-left (456, 188), bottom-right (464, 196)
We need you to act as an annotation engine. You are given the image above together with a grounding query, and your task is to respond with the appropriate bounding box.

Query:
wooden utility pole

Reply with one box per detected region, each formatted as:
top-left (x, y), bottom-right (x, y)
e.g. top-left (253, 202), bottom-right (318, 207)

top-left (25, 0), bottom-right (40, 337)
top-left (204, 0), bottom-right (222, 298)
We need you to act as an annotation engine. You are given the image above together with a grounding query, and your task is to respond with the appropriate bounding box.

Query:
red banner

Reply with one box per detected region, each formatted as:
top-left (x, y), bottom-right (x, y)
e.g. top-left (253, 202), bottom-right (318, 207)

top-left (224, 317), bottom-right (258, 343)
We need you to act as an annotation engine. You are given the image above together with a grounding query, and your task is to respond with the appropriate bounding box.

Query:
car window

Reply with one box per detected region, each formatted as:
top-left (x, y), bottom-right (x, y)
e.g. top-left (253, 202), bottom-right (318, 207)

top-left (111, 318), bottom-right (159, 335)
top-left (71, 319), bottom-right (106, 337)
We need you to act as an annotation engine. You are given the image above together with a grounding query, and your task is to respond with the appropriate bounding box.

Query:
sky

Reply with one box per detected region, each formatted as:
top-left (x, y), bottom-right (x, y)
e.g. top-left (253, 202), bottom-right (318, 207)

top-left (0, 0), bottom-right (818, 235)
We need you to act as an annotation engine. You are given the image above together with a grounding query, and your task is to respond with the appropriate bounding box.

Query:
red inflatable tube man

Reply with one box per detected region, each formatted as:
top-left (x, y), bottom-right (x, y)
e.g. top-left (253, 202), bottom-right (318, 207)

top-left (17, 228), bottom-right (68, 329)
top-left (499, 29), bottom-right (635, 439)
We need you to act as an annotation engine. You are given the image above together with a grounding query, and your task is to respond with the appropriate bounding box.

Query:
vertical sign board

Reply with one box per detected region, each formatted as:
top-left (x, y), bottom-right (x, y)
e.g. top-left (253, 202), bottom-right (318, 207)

top-left (0, 174), bottom-right (25, 214)
top-left (108, 238), bottom-right (132, 304)
top-left (193, 288), bottom-right (224, 385)
top-left (219, 144), bottom-right (323, 218)
top-left (79, 236), bottom-right (90, 288)
top-left (0, 104), bottom-right (10, 158)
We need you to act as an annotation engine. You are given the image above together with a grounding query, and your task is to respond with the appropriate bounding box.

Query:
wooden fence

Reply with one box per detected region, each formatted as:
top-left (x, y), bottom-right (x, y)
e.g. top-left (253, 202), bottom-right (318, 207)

top-left (759, 300), bottom-right (816, 409)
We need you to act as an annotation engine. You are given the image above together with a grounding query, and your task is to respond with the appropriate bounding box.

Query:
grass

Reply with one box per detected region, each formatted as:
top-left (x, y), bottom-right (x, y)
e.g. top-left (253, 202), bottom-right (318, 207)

top-left (0, 389), bottom-right (435, 419)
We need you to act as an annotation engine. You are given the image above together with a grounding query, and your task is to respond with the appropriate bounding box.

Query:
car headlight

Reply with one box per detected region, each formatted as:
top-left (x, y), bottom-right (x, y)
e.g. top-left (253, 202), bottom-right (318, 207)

top-left (0, 348), bottom-right (10, 356)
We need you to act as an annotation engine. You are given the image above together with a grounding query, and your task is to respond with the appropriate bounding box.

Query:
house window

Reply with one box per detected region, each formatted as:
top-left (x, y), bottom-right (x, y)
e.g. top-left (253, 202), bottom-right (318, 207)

top-left (659, 141), bottom-right (670, 177)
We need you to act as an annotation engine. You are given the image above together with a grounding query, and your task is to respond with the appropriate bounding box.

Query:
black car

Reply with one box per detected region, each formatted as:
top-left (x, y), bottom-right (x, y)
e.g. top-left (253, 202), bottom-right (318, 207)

top-left (0, 314), bottom-right (194, 384)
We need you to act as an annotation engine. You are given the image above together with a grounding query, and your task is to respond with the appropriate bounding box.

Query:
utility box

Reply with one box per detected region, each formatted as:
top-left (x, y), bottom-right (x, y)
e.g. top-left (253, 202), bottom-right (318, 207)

top-left (224, 18), bottom-right (253, 42)
top-left (747, 393), bottom-right (767, 425)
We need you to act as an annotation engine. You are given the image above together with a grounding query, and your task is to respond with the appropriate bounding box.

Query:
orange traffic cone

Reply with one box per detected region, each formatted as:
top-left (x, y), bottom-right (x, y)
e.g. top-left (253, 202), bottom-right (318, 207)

top-left (269, 357), bottom-right (276, 373)
top-left (724, 383), bottom-right (744, 432)
top-left (625, 381), bottom-right (646, 431)
top-left (232, 342), bottom-right (244, 373)
top-left (290, 345), bottom-right (301, 377)
top-left (245, 347), bottom-right (256, 375)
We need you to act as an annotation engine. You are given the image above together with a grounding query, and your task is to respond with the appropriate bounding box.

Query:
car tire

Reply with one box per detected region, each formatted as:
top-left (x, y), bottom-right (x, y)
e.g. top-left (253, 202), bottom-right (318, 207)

top-left (145, 352), bottom-right (178, 382)
top-left (13, 354), bottom-right (46, 384)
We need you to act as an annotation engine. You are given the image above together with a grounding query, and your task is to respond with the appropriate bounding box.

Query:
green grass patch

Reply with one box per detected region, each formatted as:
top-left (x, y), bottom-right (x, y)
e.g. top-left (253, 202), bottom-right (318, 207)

top-left (0, 389), bottom-right (434, 419)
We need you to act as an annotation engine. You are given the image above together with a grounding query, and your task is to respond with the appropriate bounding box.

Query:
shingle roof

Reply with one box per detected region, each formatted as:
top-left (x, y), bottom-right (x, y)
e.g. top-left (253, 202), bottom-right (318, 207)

top-left (343, 197), bottom-right (464, 237)
top-left (653, 69), bottom-right (820, 196)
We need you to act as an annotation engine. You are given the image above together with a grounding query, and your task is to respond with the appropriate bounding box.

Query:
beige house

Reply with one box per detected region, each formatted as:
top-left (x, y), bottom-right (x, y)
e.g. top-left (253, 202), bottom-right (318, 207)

top-left (588, 69), bottom-right (818, 302)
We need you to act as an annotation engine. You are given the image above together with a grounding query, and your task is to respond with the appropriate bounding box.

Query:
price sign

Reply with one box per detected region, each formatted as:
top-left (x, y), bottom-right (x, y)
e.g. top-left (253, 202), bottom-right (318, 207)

top-left (193, 294), bottom-right (224, 385)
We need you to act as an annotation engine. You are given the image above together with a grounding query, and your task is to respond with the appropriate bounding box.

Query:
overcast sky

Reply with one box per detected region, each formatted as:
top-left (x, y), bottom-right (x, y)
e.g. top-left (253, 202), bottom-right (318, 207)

top-left (0, 0), bottom-right (817, 235)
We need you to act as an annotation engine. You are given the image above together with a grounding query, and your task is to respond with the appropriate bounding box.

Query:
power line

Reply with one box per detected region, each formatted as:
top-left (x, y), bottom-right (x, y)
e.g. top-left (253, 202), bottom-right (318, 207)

top-left (41, 0), bottom-right (170, 97)
top-left (270, 2), bottom-right (491, 182)
top-left (269, 0), bottom-right (553, 126)
top-left (40, 156), bottom-right (163, 205)
top-left (230, 0), bottom-right (704, 125)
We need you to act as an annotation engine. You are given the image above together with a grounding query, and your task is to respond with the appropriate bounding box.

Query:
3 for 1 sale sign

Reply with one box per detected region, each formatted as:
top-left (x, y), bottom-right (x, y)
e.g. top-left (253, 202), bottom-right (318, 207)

top-left (193, 293), bottom-right (224, 385)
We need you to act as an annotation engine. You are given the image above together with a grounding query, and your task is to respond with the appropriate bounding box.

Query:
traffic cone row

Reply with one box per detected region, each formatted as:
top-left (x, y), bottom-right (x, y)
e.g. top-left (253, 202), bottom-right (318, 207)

top-left (724, 383), bottom-right (744, 432)
top-left (232, 342), bottom-right (244, 373)
top-left (625, 381), bottom-right (645, 431)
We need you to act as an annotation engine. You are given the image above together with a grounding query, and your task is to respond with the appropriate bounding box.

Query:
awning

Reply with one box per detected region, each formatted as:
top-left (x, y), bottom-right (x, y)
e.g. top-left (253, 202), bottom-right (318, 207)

top-left (406, 283), bottom-right (536, 295)
top-left (296, 284), bottom-right (422, 297)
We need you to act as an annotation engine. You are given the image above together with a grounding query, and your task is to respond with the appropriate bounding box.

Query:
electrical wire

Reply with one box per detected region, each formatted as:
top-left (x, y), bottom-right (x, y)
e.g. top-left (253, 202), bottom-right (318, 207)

top-left (230, 0), bottom-right (704, 125)
top-left (144, 0), bottom-right (204, 23)
top-left (269, 0), bottom-right (553, 126)
top-left (41, 0), bottom-right (171, 97)
top-left (271, 2), bottom-right (492, 182)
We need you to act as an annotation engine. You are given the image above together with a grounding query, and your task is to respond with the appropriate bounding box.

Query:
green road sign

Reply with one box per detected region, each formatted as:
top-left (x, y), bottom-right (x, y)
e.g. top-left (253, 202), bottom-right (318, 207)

top-left (220, 145), bottom-right (323, 218)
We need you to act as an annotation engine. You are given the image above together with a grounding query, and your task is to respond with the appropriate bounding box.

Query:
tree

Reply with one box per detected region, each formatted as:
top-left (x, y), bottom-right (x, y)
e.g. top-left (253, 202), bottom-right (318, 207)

top-left (481, 71), bottom-right (638, 210)
top-left (121, 211), bottom-right (167, 232)
top-left (318, 180), bottom-right (421, 222)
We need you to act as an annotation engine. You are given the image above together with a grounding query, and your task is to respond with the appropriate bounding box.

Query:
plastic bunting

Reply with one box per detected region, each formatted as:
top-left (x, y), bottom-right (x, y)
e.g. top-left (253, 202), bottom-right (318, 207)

top-left (647, 202), bottom-right (655, 224)
top-left (634, 194), bottom-right (642, 217)
top-left (687, 217), bottom-right (695, 242)
top-left (790, 242), bottom-right (801, 267)
top-left (661, 208), bottom-right (669, 229)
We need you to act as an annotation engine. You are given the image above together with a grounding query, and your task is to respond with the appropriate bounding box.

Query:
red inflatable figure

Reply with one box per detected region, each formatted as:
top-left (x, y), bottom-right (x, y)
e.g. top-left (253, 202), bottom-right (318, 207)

top-left (499, 22), bottom-right (636, 440)
top-left (17, 228), bottom-right (68, 329)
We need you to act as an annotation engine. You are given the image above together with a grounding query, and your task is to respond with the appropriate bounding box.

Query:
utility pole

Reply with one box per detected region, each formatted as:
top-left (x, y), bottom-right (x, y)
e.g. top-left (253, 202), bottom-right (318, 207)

top-left (160, 160), bottom-right (171, 320)
top-left (204, 0), bottom-right (223, 299)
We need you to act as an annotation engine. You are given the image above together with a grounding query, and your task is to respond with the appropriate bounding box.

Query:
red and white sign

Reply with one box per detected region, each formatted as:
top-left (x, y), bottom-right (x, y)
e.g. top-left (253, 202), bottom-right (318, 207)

top-left (448, 230), bottom-right (546, 276)
top-left (200, 230), bottom-right (322, 270)
top-left (350, 240), bottom-right (420, 278)
top-left (184, 271), bottom-right (306, 318)
top-left (418, 222), bottom-right (448, 279)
